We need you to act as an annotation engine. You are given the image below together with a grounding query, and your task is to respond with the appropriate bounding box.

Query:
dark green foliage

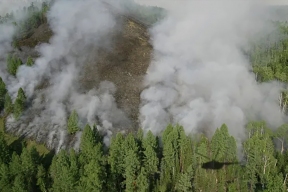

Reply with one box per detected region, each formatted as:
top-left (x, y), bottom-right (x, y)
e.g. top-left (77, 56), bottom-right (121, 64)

top-left (0, 131), bottom-right (9, 164)
top-left (0, 77), bottom-right (7, 110)
top-left (67, 110), bottom-right (79, 134)
top-left (7, 54), bottom-right (22, 76)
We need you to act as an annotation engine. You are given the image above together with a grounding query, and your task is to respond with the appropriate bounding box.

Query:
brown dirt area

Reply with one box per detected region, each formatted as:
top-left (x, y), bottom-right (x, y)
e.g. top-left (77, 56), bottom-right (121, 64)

top-left (17, 16), bottom-right (152, 131)
top-left (17, 23), bottom-right (53, 48)
top-left (79, 17), bottom-right (152, 130)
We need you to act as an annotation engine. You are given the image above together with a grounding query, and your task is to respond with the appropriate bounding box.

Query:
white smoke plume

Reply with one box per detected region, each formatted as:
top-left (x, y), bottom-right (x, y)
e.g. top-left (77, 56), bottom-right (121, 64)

top-left (3, 0), bottom-right (131, 150)
top-left (140, 1), bottom-right (288, 139)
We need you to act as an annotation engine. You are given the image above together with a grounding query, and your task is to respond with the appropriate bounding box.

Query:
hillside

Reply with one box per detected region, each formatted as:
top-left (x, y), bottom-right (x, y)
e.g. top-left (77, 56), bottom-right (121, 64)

top-left (4, 8), bottom-right (153, 149)
top-left (79, 17), bottom-right (152, 130)
top-left (3, 1), bottom-right (288, 192)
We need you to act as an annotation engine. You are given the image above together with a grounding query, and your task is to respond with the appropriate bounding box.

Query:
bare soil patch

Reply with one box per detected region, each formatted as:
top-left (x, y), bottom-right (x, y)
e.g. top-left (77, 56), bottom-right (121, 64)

top-left (80, 17), bottom-right (152, 130)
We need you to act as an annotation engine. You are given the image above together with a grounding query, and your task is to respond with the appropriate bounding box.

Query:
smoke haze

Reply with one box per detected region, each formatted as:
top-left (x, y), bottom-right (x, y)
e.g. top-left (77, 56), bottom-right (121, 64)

top-left (140, 1), bottom-right (287, 139)
top-left (2, 0), bottom-right (132, 150)
top-left (0, 0), bottom-right (288, 150)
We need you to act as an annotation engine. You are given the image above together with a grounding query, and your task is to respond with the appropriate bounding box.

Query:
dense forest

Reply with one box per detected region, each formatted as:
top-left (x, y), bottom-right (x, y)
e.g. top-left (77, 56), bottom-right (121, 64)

top-left (2, 2), bottom-right (288, 192)
top-left (1, 120), bottom-right (288, 191)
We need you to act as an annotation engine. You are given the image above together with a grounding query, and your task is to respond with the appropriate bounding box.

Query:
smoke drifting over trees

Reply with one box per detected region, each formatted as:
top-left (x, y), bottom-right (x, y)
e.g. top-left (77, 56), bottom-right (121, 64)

top-left (0, 0), bottom-right (288, 151)
top-left (0, 0), bottom-right (133, 149)
top-left (2, 0), bottom-right (288, 191)
top-left (140, 1), bottom-right (288, 140)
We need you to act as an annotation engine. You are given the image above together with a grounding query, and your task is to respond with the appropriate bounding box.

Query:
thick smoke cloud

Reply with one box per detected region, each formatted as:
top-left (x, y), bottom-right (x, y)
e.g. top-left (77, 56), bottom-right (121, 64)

top-left (3, 0), bottom-right (130, 150)
top-left (140, 1), bottom-right (287, 139)
top-left (1, 0), bottom-right (288, 151)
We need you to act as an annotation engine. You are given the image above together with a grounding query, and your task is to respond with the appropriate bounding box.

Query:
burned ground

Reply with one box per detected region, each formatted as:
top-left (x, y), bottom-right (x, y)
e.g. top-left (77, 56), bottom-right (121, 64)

top-left (5, 14), bottom-right (152, 148)
top-left (79, 17), bottom-right (152, 130)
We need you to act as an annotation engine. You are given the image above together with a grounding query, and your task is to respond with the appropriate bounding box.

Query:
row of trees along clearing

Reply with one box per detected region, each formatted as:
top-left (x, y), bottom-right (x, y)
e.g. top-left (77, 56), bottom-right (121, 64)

top-left (0, 122), bottom-right (288, 191)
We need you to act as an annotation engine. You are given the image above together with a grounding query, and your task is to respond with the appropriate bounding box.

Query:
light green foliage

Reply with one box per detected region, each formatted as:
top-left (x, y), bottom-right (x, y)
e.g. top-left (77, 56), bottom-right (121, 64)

top-left (244, 121), bottom-right (277, 191)
top-left (50, 149), bottom-right (79, 192)
top-left (26, 56), bottom-right (34, 66)
top-left (250, 22), bottom-right (288, 114)
top-left (80, 124), bottom-right (102, 155)
top-left (7, 54), bottom-right (22, 76)
top-left (13, 88), bottom-right (26, 119)
top-left (108, 132), bottom-right (125, 175)
top-left (143, 131), bottom-right (159, 177)
top-left (36, 165), bottom-right (48, 192)
top-left (275, 124), bottom-right (288, 154)
top-left (108, 132), bottom-right (125, 190)
top-left (17, 88), bottom-right (26, 102)
top-left (67, 110), bottom-right (79, 134)
top-left (175, 165), bottom-right (193, 192)
top-left (136, 167), bottom-right (149, 192)
top-left (79, 144), bottom-right (106, 191)
top-left (211, 124), bottom-right (237, 162)
top-left (0, 122), bottom-right (287, 191)
top-left (124, 149), bottom-right (141, 192)
top-left (79, 125), bottom-right (106, 191)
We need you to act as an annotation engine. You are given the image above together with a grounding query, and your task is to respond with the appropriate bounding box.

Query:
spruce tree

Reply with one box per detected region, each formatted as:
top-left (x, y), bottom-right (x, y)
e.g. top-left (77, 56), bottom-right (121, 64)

top-left (26, 56), bottom-right (34, 66)
top-left (7, 54), bottom-right (22, 76)
top-left (4, 93), bottom-right (13, 114)
top-left (17, 88), bottom-right (26, 102)
top-left (67, 110), bottom-right (79, 134)
top-left (13, 88), bottom-right (26, 119)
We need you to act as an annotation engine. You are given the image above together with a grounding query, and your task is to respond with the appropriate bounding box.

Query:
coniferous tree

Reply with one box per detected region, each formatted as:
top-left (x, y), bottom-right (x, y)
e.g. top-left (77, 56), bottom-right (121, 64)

top-left (143, 130), bottom-right (159, 189)
top-left (0, 163), bottom-right (11, 192)
top-left (108, 132), bottom-right (125, 191)
top-left (20, 147), bottom-right (39, 191)
top-left (36, 165), bottom-right (48, 192)
top-left (7, 54), bottom-right (22, 76)
top-left (12, 174), bottom-right (27, 192)
top-left (13, 88), bottom-right (26, 119)
top-left (4, 93), bottom-right (13, 114)
top-left (26, 56), bottom-right (34, 66)
top-left (136, 167), bottom-right (149, 192)
top-left (50, 149), bottom-right (79, 192)
top-left (79, 144), bottom-right (106, 191)
top-left (67, 110), bottom-right (79, 134)
top-left (17, 88), bottom-right (26, 102)
top-left (0, 131), bottom-right (9, 164)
